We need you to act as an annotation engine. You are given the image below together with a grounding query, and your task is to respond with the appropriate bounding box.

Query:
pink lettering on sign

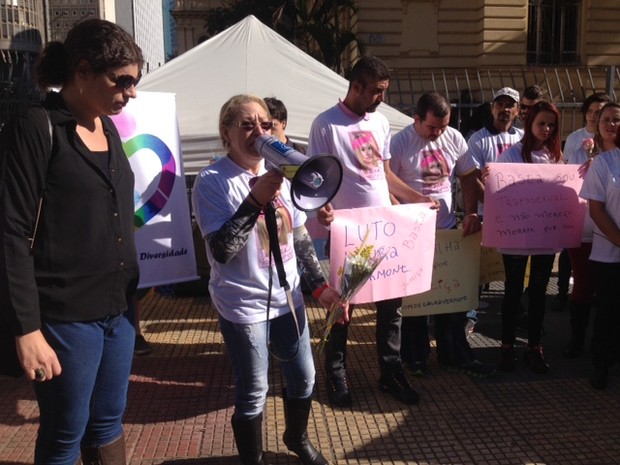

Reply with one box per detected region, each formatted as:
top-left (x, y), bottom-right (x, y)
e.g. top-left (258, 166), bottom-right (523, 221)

top-left (482, 163), bottom-right (586, 249)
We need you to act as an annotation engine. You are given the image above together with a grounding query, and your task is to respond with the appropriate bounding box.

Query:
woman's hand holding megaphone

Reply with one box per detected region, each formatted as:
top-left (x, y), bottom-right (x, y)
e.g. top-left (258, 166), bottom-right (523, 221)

top-left (249, 169), bottom-right (284, 207)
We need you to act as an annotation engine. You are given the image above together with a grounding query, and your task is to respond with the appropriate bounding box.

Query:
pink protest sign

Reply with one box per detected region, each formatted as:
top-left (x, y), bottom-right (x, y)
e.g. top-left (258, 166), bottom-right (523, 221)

top-left (482, 163), bottom-right (586, 249)
top-left (329, 204), bottom-right (437, 304)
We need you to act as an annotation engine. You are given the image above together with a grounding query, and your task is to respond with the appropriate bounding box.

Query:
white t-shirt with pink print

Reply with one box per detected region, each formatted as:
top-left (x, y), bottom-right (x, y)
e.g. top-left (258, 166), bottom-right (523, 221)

top-left (307, 102), bottom-right (392, 209)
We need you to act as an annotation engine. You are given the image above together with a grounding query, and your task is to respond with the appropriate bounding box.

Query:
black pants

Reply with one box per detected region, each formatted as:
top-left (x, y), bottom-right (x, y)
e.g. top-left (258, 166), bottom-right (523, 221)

top-left (324, 297), bottom-right (403, 378)
top-left (501, 254), bottom-right (555, 346)
top-left (591, 261), bottom-right (620, 368)
top-left (401, 312), bottom-right (474, 366)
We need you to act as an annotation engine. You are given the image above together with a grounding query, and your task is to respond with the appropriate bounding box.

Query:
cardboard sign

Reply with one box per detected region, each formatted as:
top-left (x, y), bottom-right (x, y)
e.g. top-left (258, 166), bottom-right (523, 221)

top-left (402, 230), bottom-right (480, 316)
top-left (483, 163), bottom-right (586, 249)
top-left (330, 204), bottom-right (437, 304)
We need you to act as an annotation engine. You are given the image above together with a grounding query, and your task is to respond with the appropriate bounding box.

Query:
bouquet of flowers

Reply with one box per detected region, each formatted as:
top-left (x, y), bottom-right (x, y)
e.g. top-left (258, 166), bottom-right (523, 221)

top-left (316, 231), bottom-right (387, 354)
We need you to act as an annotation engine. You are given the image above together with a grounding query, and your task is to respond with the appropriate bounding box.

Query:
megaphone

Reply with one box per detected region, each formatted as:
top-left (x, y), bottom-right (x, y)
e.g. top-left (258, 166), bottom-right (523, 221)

top-left (255, 134), bottom-right (343, 212)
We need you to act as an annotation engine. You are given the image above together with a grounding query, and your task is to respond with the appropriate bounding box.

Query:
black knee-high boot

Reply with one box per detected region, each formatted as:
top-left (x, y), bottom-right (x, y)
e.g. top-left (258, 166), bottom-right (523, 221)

top-left (231, 413), bottom-right (265, 465)
top-left (282, 389), bottom-right (328, 465)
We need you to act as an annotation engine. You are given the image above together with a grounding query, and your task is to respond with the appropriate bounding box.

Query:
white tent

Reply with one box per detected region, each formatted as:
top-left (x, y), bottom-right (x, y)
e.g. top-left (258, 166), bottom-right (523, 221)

top-left (140, 15), bottom-right (413, 175)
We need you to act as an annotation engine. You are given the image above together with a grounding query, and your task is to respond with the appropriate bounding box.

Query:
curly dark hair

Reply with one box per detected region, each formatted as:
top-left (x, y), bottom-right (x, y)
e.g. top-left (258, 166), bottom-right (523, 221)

top-left (36, 19), bottom-right (143, 89)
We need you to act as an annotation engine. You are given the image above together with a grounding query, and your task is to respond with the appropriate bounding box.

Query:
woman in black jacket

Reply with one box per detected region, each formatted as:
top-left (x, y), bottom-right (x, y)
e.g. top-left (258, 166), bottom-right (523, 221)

top-left (0, 19), bottom-right (142, 465)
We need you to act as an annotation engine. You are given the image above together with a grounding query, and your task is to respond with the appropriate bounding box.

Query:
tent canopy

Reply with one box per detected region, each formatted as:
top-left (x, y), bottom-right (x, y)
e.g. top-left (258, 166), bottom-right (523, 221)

top-left (140, 15), bottom-right (413, 175)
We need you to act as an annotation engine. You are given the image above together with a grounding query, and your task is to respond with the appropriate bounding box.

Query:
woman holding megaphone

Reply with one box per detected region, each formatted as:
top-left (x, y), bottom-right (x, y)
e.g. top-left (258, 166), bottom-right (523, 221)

top-left (192, 94), bottom-right (344, 465)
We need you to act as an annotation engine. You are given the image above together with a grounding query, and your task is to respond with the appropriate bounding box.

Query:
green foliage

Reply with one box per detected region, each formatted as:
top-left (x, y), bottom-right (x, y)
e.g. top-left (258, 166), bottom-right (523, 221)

top-left (204, 0), bottom-right (361, 74)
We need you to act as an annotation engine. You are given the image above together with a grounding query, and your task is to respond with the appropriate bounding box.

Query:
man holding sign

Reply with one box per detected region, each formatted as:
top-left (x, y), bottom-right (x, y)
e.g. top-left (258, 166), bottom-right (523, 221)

top-left (390, 91), bottom-right (494, 378)
top-left (308, 56), bottom-right (436, 407)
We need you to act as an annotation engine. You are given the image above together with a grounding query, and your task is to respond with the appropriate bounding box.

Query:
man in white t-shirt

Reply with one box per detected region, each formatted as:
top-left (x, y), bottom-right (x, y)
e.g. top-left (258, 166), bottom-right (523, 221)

top-left (390, 91), bottom-right (494, 378)
top-left (458, 87), bottom-right (524, 217)
top-left (307, 56), bottom-right (435, 407)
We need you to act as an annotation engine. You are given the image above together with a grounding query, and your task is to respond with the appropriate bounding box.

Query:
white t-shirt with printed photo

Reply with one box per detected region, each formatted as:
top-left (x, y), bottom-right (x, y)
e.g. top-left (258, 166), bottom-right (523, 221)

top-left (192, 156), bottom-right (306, 324)
top-left (390, 124), bottom-right (472, 229)
top-left (307, 102), bottom-right (392, 209)
top-left (580, 147), bottom-right (620, 263)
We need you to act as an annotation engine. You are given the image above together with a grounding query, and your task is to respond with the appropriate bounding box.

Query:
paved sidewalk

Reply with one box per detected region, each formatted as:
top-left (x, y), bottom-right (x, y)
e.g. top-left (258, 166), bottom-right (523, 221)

top-left (1, 279), bottom-right (619, 465)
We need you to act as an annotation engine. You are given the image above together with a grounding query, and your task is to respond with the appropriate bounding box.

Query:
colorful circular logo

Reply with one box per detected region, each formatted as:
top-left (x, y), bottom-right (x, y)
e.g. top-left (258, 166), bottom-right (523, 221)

top-left (123, 134), bottom-right (176, 228)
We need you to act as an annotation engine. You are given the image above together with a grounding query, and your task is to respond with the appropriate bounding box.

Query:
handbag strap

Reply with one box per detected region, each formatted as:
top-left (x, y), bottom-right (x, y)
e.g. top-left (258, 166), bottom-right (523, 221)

top-left (27, 108), bottom-right (53, 250)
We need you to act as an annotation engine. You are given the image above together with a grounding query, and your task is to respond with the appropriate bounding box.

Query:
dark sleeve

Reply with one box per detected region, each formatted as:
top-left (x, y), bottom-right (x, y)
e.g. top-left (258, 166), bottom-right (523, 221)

top-left (293, 224), bottom-right (326, 292)
top-left (206, 199), bottom-right (262, 264)
top-left (0, 106), bottom-right (52, 335)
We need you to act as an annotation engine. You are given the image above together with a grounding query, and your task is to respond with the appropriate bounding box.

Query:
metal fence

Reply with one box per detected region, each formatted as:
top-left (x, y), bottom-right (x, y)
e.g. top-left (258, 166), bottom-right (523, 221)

top-left (387, 66), bottom-right (620, 139)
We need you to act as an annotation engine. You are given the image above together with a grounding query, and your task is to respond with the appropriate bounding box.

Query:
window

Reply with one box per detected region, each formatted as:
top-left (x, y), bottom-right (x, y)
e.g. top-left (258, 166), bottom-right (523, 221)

top-left (527, 0), bottom-right (580, 65)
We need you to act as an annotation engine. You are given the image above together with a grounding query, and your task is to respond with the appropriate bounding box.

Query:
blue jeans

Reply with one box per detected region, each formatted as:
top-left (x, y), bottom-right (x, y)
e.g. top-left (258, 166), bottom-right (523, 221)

top-left (34, 313), bottom-right (135, 465)
top-left (219, 306), bottom-right (315, 419)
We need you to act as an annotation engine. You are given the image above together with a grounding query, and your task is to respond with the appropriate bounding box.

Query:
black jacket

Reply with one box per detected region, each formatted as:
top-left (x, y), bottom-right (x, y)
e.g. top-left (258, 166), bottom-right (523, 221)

top-left (0, 92), bottom-right (139, 335)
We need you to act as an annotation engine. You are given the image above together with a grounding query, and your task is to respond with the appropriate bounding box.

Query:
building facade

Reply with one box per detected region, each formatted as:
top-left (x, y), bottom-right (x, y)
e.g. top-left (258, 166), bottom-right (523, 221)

top-left (0, 0), bottom-right (46, 127)
top-left (46, 0), bottom-right (165, 72)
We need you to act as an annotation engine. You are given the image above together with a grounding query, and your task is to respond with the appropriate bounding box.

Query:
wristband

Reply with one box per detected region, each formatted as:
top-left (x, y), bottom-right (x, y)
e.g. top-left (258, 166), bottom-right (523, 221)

top-left (312, 282), bottom-right (330, 299)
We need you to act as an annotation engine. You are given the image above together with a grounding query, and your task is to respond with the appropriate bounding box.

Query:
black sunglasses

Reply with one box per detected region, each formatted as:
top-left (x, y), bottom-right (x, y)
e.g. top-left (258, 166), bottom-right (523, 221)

top-left (107, 72), bottom-right (142, 91)
top-left (236, 120), bottom-right (273, 131)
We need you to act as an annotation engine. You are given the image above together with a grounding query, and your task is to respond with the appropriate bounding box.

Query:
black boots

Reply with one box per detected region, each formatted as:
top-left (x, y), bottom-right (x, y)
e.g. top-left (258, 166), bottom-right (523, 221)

top-left (282, 389), bottom-right (328, 465)
top-left (231, 413), bottom-right (265, 465)
top-left (81, 433), bottom-right (127, 465)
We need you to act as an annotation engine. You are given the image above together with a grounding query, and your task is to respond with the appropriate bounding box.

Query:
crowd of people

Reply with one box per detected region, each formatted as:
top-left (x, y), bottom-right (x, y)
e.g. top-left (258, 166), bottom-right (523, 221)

top-left (1, 19), bottom-right (619, 465)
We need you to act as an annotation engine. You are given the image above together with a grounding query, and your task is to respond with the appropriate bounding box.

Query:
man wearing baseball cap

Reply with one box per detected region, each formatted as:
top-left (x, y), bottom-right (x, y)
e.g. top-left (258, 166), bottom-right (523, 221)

top-left (456, 86), bottom-right (523, 215)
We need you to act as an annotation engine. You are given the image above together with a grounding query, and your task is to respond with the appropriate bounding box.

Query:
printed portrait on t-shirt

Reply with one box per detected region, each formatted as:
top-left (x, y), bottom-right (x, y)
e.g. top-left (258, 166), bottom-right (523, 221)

top-left (420, 149), bottom-right (450, 189)
top-left (256, 198), bottom-right (294, 268)
top-left (350, 131), bottom-right (383, 180)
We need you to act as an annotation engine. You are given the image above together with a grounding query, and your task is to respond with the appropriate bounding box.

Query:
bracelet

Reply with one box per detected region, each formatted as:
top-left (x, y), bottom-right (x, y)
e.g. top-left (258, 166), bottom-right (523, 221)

top-left (248, 191), bottom-right (262, 207)
top-left (312, 282), bottom-right (330, 299)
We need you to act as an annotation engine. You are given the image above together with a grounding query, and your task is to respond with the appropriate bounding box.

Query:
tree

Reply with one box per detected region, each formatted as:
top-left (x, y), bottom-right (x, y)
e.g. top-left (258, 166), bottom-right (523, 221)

top-left (204, 0), bottom-right (361, 74)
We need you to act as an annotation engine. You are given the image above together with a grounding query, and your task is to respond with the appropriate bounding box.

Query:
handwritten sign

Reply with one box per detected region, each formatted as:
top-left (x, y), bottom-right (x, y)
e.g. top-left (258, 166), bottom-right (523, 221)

top-left (483, 163), bottom-right (586, 249)
top-left (402, 230), bottom-right (480, 317)
top-left (330, 204), bottom-right (437, 304)
top-left (480, 245), bottom-right (505, 284)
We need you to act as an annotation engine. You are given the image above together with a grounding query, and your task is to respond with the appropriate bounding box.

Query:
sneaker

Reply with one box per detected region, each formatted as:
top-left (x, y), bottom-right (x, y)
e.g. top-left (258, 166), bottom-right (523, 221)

top-left (523, 345), bottom-right (550, 374)
top-left (406, 361), bottom-right (428, 377)
top-left (378, 371), bottom-right (420, 405)
top-left (326, 374), bottom-right (352, 408)
top-left (134, 334), bottom-right (152, 355)
top-left (498, 344), bottom-right (516, 372)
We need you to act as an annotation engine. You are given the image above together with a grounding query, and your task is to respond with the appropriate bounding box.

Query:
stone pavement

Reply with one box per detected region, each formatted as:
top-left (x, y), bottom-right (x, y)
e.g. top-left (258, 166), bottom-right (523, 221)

top-left (1, 278), bottom-right (620, 465)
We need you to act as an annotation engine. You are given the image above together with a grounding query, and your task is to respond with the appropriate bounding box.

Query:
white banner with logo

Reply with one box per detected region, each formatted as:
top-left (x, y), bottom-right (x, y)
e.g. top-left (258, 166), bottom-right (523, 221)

top-left (111, 92), bottom-right (198, 288)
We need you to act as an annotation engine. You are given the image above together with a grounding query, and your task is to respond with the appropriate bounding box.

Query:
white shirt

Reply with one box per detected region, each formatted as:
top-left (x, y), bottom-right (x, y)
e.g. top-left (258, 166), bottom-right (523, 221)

top-left (307, 102), bottom-right (392, 209)
top-left (580, 147), bottom-right (620, 263)
top-left (564, 127), bottom-right (594, 165)
top-left (192, 156), bottom-right (306, 324)
top-left (390, 124), bottom-right (473, 229)
top-left (564, 127), bottom-right (596, 242)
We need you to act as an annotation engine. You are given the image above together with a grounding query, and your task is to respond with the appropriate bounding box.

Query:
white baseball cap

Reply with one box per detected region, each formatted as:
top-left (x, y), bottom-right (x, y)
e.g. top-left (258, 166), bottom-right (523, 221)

top-left (493, 87), bottom-right (520, 103)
